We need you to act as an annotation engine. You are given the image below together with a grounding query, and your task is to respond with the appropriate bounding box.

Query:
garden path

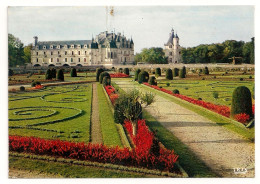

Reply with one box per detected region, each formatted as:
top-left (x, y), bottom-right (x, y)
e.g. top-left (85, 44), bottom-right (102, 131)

top-left (114, 80), bottom-right (255, 178)
top-left (90, 83), bottom-right (103, 144)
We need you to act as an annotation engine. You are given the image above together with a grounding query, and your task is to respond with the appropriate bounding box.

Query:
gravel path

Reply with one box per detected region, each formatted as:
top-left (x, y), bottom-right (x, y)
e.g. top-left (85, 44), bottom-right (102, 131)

top-left (90, 83), bottom-right (103, 144)
top-left (9, 168), bottom-right (62, 178)
top-left (115, 80), bottom-right (255, 178)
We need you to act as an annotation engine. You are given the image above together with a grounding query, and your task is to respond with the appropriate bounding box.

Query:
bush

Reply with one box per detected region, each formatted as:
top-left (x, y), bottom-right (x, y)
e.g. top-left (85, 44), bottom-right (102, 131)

top-left (240, 78), bottom-right (244, 81)
top-left (70, 68), bottom-right (77, 77)
top-left (172, 89), bottom-right (179, 94)
top-left (155, 68), bottom-right (161, 76)
top-left (123, 68), bottom-right (130, 75)
top-left (118, 68), bottom-right (123, 73)
top-left (230, 86), bottom-right (252, 118)
top-left (249, 76), bottom-right (252, 79)
top-left (134, 69), bottom-right (141, 81)
top-left (179, 68), bottom-right (186, 78)
top-left (114, 102), bottom-right (126, 124)
top-left (173, 68), bottom-right (179, 77)
top-left (203, 66), bottom-right (209, 75)
top-left (20, 86), bottom-right (25, 91)
top-left (138, 71), bottom-right (149, 83)
top-left (148, 76), bottom-right (157, 86)
top-left (96, 68), bottom-right (104, 82)
top-left (198, 97), bottom-right (202, 101)
top-left (9, 69), bottom-right (14, 76)
top-left (140, 92), bottom-right (155, 106)
top-left (31, 81), bottom-right (41, 87)
top-left (165, 69), bottom-right (173, 80)
top-left (213, 91), bottom-right (219, 99)
top-left (166, 83), bottom-right (170, 87)
top-left (51, 68), bottom-right (56, 79)
top-left (45, 69), bottom-right (52, 80)
top-left (102, 76), bottom-right (111, 86)
top-left (202, 77), bottom-right (205, 80)
top-left (99, 72), bottom-right (110, 84)
top-left (182, 66), bottom-right (186, 76)
top-left (57, 69), bottom-right (64, 81)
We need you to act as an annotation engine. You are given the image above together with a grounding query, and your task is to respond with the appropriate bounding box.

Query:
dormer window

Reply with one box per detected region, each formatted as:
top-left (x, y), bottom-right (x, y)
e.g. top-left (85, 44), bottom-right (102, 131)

top-left (57, 45), bottom-right (60, 49)
top-left (71, 45), bottom-right (74, 48)
top-left (84, 45), bottom-right (87, 48)
top-left (50, 45), bottom-right (53, 49)
top-left (64, 45), bottom-right (67, 49)
top-left (77, 45), bottom-right (81, 48)
top-left (43, 45), bottom-right (46, 49)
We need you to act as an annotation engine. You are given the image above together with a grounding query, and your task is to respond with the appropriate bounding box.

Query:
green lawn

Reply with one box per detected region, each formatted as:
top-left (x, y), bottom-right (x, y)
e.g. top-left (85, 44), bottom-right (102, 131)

top-left (9, 84), bottom-right (92, 143)
top-left (97, 83), bottom-right (123, 147)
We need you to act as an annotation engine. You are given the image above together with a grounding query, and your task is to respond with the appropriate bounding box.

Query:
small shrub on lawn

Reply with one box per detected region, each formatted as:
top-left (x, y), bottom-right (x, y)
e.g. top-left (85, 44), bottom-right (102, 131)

top-left (134, 69), bottom-right (141, 81)
top-left (203, 66), bottom-right (209, 75)
top-left (166, 69), bottom-right (173, 80)
top-left (31, 81), bottom-right (41, 87)
top-left (20, 86), bottom-right (25, 91)
top-left (166, 82), bottom-right (170, 87)
top-left (70, 68), bottom-right (77, 77)
top-left (172, 89), bottom-right (179, 94)
top-left (231, 86), bottom-right (252, 119)
top-left (138, 71), bottom-right (149, 83)
top-left (240, 78), bottom-right (244, 81)
top-left (148, 76), bottom-right (157, 86)
top-left (123, 68), bottom-right (130, 75)
top-left (198, 98), bottom-right (202, 101)
top-left (249, 76), bottom-right (252, 79)
top-left (202, 78), bottom-right (205, 80)
top-left (96, 68), bottom-right (104, 82)
top-left (213, 91), bottom-right (219, 99)
top-left (9, 69), bottom-right (14, 76)
top-left (57, 69), bottom-right (64, 81)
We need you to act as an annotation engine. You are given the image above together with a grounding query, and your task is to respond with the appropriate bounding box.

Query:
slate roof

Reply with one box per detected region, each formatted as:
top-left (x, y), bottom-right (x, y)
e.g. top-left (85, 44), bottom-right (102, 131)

top-left (36, 40), bottom-right (92, 49)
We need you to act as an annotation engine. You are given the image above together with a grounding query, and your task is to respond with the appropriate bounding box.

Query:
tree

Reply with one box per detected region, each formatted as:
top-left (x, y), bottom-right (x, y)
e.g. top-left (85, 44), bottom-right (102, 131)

top-left (8, 34), bottom-right (25, 67)
top-left (9, 69), bottom-right (14, 76)
top-left (138, 71), bottom-right (149, 83)
top-left (123, 68), bottom-right (130, 75)
top-left (135, 47), bottom-right (168, 64)
top-left (45, 69), bottom-right (52, 80)
top-left (23, 44), bottom-right (32, 64)
top-left (57, 69), bottom-right (64, 81)
top-left (70, 68), bottom-right (77, 77)
top-left (51, 68), bottom-right (56, 79)
top-left (166, 69), bottom-right (173, 80)
top-left (155, 68), bottom-right (161, 76)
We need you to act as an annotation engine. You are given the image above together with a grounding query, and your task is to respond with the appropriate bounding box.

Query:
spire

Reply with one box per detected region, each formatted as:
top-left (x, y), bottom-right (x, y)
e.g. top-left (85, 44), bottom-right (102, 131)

top-left (130, 36), bottom-right (133, 44)
top-left (171, 28), bottom-right (174, 32)
top-left (91, 34), bottom-right (94, 42)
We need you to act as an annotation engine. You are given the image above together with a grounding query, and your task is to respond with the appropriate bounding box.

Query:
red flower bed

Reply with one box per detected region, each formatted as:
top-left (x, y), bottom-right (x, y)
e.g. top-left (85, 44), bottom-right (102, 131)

top-left (143, 83), bottom-right (231, 117)
top-left (104, 85), bottom-right (119, 104)
top-left (9, 135), bottom-right (178, 172)
top-left (124, 120), bottom-right (179, 171)
top-left (110, 73), bottom-right (130, 78)
top-left (235, 113), bottom-right (250, 124)
top-left (34, 85), bottom-right (44, 89)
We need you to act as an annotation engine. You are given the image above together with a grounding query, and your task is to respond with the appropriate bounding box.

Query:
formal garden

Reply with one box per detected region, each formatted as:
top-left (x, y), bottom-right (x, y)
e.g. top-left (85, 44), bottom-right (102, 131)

top-left (8, 65), bottom-right (255, 178)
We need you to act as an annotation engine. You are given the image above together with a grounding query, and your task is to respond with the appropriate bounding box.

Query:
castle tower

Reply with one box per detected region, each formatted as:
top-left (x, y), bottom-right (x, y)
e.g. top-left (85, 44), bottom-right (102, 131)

top-left (164, 29), bottom-right (181, 64)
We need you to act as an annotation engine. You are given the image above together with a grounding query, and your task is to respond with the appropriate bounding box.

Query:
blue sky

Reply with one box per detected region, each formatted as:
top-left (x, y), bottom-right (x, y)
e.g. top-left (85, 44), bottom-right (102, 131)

top-left (8, 6), bottom-right (254, 53)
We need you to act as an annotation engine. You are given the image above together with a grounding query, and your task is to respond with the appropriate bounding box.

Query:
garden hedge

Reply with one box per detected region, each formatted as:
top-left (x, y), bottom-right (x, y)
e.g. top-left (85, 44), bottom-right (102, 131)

top-left (138, 71), bottom-right (149, 83)
top-left (166, 69), bottom-right (173, 80)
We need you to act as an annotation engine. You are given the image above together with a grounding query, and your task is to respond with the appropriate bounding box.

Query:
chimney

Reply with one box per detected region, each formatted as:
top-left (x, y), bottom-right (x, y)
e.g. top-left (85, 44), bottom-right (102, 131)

top-left (33, 36), bottom-right (38, 46)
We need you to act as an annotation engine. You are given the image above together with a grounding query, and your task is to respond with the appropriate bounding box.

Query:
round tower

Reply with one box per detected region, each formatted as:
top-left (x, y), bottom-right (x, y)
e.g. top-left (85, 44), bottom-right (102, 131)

top-left (173, 33), bottom-right (181, 63)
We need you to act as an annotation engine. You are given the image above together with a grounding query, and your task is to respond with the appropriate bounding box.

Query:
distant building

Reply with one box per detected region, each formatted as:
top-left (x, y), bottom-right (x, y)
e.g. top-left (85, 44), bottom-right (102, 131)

top-left (31, 31), bottom-right (134, 67)
top-left (164, 29), bottom-right (182, 63)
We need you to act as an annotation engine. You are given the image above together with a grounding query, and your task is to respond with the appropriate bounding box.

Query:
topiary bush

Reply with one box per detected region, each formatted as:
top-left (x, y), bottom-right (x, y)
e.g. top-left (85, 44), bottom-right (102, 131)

top-left (155, 68), bottom-right (161, 76)
top-left (172, 89), bottom-right (179, 94)
top-left (230, 86), bottom-right (252, 119)
top-left (165, 69), bottom-right (173, 80)
top-left (99, 72), bottom-right (110, 84)
top-left (148, 76), bottom-right (157, 86)
top-left (9, 69), bottom-right (14, 76)
top-left (134, 69), bottom-right (141, 81)
top-left (138, 71), bottom-right (149, 84)
top-left (70, 68), bottom-right (77, 77)
top-left (118, 68), bottom-right (123, 73)
top-left (102, 76), bottom-right (111, 86)
top-left (179, 68), bottom-right (186, 78)
top-left (20, 86), bottom-right (25, 91)
top-left (96, 68), bottom-right (104, 82)
top-left (45, 69), bottom-right (52, 80)
top-left (173, 68), bottom-right (179, 77)
top-left (57, 69), bottom-right (64, 81)
top-left (166, 82), bottom-right (170, 87)
top-left (123, 68), bottom-right (130, 75)
top-left (182, 66), bottom-right (186, 76)
top-left (203, 66), bottom-right (209, 75)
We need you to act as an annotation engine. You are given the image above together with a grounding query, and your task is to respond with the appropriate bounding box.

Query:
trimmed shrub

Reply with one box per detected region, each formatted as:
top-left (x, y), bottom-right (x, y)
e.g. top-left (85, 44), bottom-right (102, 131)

top-left (45, 69), bottom-right (52, 80)
top-left (70, 68), bottom-right (77, 77)
top-left (114, 102), bottom-right (126, 124)
top-left (240, 78), bottom-right (244, 81)
top-left (166, 83), bottom-right (170, 87)
top-left (134, 69), bottom-right (141, 81)
top-left (182, 66), bottom-right (186, 76)
top-left (179, 68), bottom-right (186, 78)
top-left (155, 68), bottom-right (161, 76)
top-left (123, 68), bottom-right (130, 75)
top-left (230, 86), bottom-right (252, 118)
top-left (138, 71), bottom-right (149, 84)
top-left (249, 76), bottom-right (252, 79)
top-left (102, 76), bottom-right (111, 86)
top-left (118, 68), bottom-right (123, 73)
top-left (172, 89), bottom-right (179, 94)
top-left (173, 68), bottom-right (179, 77)
top-left (148, 76), bottom-right (157, 86)
top-left (9, 69), bottom-right (14, 76)
top-left (96, 68), bottom-right (104, 82)
top-left (51, 68), bottom-right (56, 79)
top-left (213, 91), bottom-right (219, 99)
top-left (20, 86), bottom-right (25, 91)
top-left (99, 72), bottom-right (110, 84)
top-left (203, 66), bottom-right (209, 75)
top-left (31, 81), bottom-right (41, 87)
top-left (57, 69), bottom-right (64, 81)
top-left (165, 69), bottom-right (173, 80)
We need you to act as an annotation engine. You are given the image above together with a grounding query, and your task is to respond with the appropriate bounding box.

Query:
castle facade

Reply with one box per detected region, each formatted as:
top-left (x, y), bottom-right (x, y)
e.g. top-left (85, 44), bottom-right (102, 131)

top-left (164, 29), bottom-right (182, 63)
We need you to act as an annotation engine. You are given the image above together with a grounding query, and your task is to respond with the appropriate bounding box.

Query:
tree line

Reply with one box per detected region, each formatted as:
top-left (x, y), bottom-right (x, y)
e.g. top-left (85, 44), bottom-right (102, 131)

top-left (8, 34), bottom-right (31, 67)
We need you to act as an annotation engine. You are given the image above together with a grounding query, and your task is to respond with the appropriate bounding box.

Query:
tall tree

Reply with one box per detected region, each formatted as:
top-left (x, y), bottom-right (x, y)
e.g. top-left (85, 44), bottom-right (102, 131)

top-left (8, 34), bottom-right (25, 67)
top-left (23, 44), bottom-right (32, 64)
top-left (135, 47), bottom-right (168, 64)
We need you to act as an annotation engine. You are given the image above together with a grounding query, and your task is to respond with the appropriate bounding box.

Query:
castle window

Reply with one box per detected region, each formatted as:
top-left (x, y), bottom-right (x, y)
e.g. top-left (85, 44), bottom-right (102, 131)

top-left (84, 58), bottom-right (86, 62)
top-left (169, 45), bottom-right (172, 48)
top-left (84, 45), bottom-right (87, 48)
top-left (50, 45), bottom-right (53, 49)
top-left (43, 45), bottom-right (46, 49)
top-left (78, 51), bottom-right (80, 55)
top-left (71, 45), bottom-right (74, 48)
top-left (179, 52), bottom-right (181, 54)
top-left (51, 58), bottom-right (53, 62)
top-left (57, 45), bottom-right (60, 49)
top-left (51, 51), bottom-right (53, 55)
top-left (65, 51), bottom-right (67, 55)
top-left (57, 58), bottom-right (59, 62)
top-left (85, 51), bottom-right (87, 55)
top-left (58, 51), bottom-right (60, 55)
top-left (64, 45), bottom-right (67, 49)
top-left (36, 52), bottom-right (38, 56)
top-left (44, 52), bottom-right (46, 55)
top-left (36, 58), bottom-right (38, 62)
top-left (65, 58), bottom-right (67, 62)
top-left (77, 45), bottom-right (81, 48)
top-left (169, 52), bottom-right (172, 56)
top-left (78, 58), bottom-right (80, 62)
top-left (71, 58), bottom-right (73, 62)
top-left (72, 51), bottom-right (74, 55)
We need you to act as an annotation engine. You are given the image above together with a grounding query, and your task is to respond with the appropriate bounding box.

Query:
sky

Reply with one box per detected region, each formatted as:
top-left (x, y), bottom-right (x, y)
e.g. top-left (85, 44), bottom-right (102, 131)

top-left (8, 6), bottom-right (254, 53)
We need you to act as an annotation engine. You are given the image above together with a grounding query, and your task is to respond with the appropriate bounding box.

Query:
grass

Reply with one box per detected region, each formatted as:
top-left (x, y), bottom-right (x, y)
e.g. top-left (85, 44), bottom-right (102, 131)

top-left (9, 84), bottom-right (92, 143)
top-left (97, 83), bottom-right (123, 147)
top-left (142, 110), bottom-right (218, 177)
top-left (9, 156), bottom-right (153, 178)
